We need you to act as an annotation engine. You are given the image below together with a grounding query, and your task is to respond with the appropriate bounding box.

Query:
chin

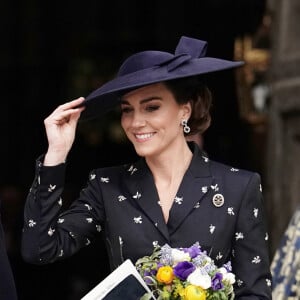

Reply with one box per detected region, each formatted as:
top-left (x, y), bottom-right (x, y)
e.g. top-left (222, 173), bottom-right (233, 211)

top-left (133, 144), bottom-right (156, 158)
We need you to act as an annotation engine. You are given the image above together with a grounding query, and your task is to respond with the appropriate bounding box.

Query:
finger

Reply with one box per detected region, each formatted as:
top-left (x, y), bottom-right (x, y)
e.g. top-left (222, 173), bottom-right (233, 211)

top-left (48, 104), bottom-right (85, 123)
top-left (50, 97), bottom-right (85, 116)
top-left (59, 97), bottom-right (85, 111)
top-left (69, 107), bottom-right (85, 123)
top-left (53, 109), bottom-right (82, 124)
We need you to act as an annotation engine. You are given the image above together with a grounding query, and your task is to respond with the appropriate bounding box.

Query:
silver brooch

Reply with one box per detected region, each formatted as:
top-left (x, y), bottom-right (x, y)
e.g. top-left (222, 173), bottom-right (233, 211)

top-left (212, 193), bottom-right (224, 207)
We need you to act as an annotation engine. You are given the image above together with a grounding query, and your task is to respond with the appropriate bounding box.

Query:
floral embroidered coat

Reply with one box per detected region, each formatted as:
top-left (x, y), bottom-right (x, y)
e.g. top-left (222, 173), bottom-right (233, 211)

top-left (21, 143), bottom-right (272, 299)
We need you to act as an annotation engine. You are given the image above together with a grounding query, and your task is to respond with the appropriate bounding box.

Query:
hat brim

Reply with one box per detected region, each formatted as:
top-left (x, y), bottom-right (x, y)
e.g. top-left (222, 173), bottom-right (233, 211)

top-left (80, 57), bottom-right (243, 121)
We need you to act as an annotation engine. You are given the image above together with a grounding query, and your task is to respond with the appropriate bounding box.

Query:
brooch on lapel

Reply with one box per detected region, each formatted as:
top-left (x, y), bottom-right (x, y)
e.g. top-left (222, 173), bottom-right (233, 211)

top-left (212, 193), bottom-right (224, 207)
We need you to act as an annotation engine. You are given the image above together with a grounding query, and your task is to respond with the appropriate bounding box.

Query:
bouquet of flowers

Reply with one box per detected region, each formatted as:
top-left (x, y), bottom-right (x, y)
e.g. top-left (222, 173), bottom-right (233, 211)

top-left (135, 242), bottom-right (235, 300)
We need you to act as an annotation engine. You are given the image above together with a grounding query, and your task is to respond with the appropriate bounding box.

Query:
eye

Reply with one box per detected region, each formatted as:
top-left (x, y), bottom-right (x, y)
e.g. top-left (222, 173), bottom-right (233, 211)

top-left (121, 106), bottom-right (133, 114)
top-left (146, 105), bottom-right (160, 112)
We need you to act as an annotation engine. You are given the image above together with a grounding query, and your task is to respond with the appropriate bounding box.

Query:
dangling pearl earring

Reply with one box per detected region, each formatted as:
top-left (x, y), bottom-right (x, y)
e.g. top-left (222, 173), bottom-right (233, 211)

top-left (181, 119), bottom-right (191, 134)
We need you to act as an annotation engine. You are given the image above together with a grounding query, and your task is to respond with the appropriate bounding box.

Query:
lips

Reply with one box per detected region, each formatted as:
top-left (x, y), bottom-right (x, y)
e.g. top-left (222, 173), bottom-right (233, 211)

top-left (134, 132), bottom-right (155, 141)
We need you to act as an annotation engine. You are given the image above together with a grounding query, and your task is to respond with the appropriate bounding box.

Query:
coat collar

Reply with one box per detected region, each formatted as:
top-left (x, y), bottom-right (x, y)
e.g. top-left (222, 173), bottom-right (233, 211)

top-left (122, 142), bottom-right (215, 241)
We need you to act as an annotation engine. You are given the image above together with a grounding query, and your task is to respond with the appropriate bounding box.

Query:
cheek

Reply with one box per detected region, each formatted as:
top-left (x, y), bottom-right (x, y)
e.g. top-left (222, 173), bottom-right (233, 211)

top-left (164, 111), bottom-right (181, 127)
top-left (120, 116), bottom-right (128, 130)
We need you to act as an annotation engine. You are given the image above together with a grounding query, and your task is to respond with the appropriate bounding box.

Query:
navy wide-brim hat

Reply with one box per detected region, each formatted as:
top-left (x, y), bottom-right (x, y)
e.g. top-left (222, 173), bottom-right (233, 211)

top-left (80, 36), bottom-right (244, 120)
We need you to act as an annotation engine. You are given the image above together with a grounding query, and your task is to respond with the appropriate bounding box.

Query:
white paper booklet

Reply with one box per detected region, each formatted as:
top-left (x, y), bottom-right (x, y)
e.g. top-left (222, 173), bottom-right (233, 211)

top-left (81, 259), bottom-right (156, 300)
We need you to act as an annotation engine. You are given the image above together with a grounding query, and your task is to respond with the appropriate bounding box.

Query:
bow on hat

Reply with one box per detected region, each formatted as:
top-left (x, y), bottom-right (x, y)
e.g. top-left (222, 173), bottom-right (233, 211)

top-left (118, 37), bottom-right (208, 76)
top-left (163, 37), bottom-right (208, 71)
top-left (80, 36), bottom-right (243, 120)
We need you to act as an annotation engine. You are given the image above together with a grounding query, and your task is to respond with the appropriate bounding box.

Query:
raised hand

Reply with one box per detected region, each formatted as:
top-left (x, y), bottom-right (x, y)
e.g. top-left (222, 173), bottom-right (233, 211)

top-left (44, 97), bottom-right (85, 166)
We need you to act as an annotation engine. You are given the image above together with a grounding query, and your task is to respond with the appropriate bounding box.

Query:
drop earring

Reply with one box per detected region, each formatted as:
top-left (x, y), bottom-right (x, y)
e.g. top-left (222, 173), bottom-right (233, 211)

top-left (181, 119), bottom-right (191, 134)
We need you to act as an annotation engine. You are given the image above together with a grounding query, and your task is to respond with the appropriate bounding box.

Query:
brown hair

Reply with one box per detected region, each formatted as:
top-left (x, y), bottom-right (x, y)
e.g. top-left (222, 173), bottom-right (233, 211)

top-left (164, 76), bottom-right (212, 135)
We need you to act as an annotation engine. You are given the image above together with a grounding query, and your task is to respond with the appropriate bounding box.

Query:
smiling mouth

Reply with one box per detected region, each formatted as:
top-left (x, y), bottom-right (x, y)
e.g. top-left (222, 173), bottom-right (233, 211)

top-left (134, 132), bottom-right (155, 141)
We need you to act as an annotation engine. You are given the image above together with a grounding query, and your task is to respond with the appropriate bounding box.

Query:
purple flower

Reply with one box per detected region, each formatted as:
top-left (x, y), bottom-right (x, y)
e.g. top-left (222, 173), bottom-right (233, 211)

top-left (183, 243), bottom-right (201, 259)
top-left (173, 261), bottom-right (196, 280)
top-left (144, 276), bottom-right (153, 285)
top-left (211, 272), bottom-right (224, 291)
top-left (143, 269), bottom-right (157, 285)
top-left (223, 261), bottom-right (232, 272)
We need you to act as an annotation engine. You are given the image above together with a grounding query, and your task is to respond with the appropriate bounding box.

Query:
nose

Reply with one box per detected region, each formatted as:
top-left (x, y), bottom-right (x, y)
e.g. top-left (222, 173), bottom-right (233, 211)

top-left (131, 112), bottom-right (146, 128)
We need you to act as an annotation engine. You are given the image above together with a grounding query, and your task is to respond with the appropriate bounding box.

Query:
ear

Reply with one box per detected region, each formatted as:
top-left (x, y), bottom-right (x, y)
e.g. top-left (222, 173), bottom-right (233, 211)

top-left (181, 101), bottom-right (192, 120)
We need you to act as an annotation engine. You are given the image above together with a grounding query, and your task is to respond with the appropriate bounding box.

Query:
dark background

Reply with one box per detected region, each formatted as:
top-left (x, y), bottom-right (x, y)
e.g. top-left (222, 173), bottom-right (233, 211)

top-left (0, 1), bottom-right (266, 299)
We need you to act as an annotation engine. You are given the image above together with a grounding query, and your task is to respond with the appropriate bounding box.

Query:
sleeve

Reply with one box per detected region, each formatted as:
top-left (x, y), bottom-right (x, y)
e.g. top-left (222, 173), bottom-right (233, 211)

top-left (21, 156), bottom-right (105, 265)
top-left (232, 173), bottom-right (272, 299)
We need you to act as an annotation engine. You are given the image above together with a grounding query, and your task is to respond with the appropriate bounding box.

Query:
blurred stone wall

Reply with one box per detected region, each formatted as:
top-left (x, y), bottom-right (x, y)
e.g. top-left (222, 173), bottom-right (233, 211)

top-left (266, 0), bottom-right (300, 255)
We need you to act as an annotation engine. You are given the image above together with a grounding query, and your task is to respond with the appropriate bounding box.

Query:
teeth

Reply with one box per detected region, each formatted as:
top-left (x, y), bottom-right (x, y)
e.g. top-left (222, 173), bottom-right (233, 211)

top-left (135, 133), bottom-right (153, 139)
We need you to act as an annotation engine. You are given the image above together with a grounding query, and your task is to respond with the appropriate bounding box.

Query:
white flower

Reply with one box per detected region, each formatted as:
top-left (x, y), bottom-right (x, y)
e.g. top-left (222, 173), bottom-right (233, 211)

top-left (252, 256), bottom-right (261, 264)
top-left (265, 232), bottom-right (269, 241)
top-left (220, 270), bottom-right (236, 285)
top-left (128, 165), bottom-right (137, 175)
top-left (174, 196), bottom-right (183, 205)
top-left (204, 256), bottom-right (212, 264)
top-left (171, 249), bottom-right (190, 264)
top-left (201, 186), bottom-right (208, 193)
top-left (28, 219), bottom-right (36, 227)
top-left (235, 232), bottom-right (244, 240)
top-left (133, 191), bottom-right (141, 199)
top-left (100, 177), bottom-right (109, 183)
top-left (187, 269), bottom-right (211, 289)
top-left (219, 267), bottom-right (236, 284)
top-left (227, 207), bottom-right (235, 215)
top-left (48, 227), bottom-right (55, 236)
top-left (134, 216), bottom-right (142, 224)
top-left (266, 278), bottom-right (271, 286)
top-left (216, 252), bottom-right (223, 260)
top-left (210, 184), bottom-right (219, 191)
top-left (194, 202), bottom-right (200, 208)
top-left (237, 279), bottom-right (243, 286)
top-left (209, 224), bottom-right (216, 234)
top-left (202, 156), bottom-right (209, 162)
top-left (84, 204), bottom-right (92, 210)
top-left (118, 195), bottom-right (127, 202)
top-left (48, 184), bottom-right (56, 192)
top-left (218, 267), bottom-right (227, 273)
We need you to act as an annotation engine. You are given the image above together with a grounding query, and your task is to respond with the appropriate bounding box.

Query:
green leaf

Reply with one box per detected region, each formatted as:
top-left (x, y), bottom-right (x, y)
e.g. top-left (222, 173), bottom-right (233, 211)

top-left (140, 292), bottom-right (154, 300)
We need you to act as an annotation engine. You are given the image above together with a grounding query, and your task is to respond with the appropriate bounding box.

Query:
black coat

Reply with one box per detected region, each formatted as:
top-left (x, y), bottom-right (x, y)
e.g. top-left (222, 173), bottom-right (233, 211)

top-left (0, 207), bottom-right (18, 300)
top-left (22, 143), bottom-right (272, 299)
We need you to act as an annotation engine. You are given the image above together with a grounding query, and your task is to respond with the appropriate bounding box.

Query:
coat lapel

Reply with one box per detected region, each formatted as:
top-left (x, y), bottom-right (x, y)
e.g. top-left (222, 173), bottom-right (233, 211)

top-left (122, 159), bottom-right (170, 241)
top-left (121, 143), bottom-right (215, 241)
top-left (167, 145), bottom-right (215, 234)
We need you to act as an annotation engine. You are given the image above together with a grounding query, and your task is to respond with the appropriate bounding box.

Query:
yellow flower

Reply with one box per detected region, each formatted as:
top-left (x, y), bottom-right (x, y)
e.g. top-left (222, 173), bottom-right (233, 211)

top-left (184, 285), bottom-right (206, 300)
top-left (156, 266), bottom-right (174, 284)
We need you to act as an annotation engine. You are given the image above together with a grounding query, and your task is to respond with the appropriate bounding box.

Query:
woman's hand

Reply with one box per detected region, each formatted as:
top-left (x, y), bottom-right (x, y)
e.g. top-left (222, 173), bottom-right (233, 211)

top-left (44, 97), bottom-right (85, 166)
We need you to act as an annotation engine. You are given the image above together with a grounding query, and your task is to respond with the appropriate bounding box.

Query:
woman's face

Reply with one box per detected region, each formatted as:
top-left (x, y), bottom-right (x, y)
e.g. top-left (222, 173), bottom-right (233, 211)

top-left (120, 83), bottom-right (191, 158)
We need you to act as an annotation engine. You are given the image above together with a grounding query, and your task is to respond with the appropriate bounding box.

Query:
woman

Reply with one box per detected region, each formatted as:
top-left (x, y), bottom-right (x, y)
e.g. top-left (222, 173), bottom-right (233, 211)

top-left (22, 36), bottom-right (272, 298)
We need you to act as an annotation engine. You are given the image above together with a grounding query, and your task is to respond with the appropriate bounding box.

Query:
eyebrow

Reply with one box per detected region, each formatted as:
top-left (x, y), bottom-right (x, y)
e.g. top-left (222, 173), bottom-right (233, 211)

top-left (121, 96), bottom-right (163, 105)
